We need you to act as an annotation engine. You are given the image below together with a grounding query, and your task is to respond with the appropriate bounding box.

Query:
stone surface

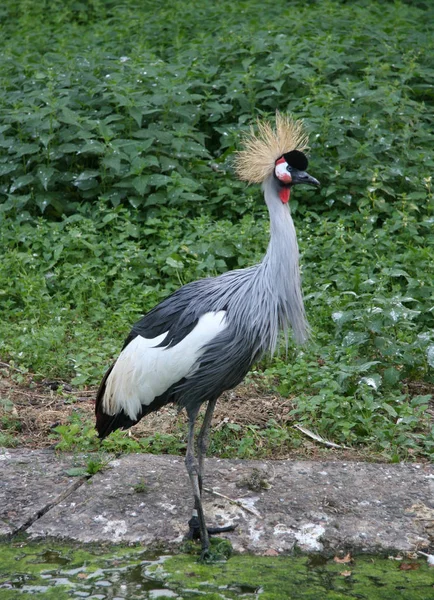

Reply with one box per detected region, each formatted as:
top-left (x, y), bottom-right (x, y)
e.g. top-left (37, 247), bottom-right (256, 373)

top-left (0, 448), bottom-right (88, 537)
top-left (14, 451), bottom-right (433, 554)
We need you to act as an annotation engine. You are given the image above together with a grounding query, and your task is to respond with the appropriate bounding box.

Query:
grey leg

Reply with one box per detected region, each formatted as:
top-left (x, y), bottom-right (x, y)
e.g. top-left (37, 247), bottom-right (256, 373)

top-left (197, 397), bottom-right (217, 492)
top-left (185, 415), bottom-right (210, 557)
top-left (186, 402), bottom-right (237, 552)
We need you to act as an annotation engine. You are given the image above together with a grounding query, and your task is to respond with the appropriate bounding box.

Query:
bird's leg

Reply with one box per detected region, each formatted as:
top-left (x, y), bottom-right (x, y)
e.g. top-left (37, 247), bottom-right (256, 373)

top-left (196, 397), bottom-right (217, 493)
top-left (185, 415), bottom-right (210, 557)
top-left (187, 401), bottom-right (237, 545)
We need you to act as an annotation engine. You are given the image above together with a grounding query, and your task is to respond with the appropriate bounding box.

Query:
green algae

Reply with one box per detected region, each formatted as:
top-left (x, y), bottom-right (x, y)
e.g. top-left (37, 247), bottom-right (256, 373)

top-left (0, 540), bottom-right (432, 599)
top-left (152, 554), bottom-right (434, 600)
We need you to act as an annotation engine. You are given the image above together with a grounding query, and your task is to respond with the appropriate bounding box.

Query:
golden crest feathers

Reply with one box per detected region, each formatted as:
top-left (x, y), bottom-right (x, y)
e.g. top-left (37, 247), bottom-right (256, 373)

top-left (234, 112), bottom-right (309, 184)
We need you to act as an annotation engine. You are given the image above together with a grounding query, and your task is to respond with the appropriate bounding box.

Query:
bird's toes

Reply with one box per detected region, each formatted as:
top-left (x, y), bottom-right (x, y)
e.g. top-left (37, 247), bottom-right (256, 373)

top-left (186, 515), bottom-right (201, 540)
top-left (199, 547), bottom-right (211, 562)
top-left (207, 523), bottom-right (238, 534)
top-left (186, 516), bottom-right (237, 541)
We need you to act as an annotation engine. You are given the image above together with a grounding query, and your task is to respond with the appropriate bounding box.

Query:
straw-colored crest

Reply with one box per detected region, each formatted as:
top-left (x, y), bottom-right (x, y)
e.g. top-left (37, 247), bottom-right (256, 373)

top-left (234, 112), bottom-right (309, 184)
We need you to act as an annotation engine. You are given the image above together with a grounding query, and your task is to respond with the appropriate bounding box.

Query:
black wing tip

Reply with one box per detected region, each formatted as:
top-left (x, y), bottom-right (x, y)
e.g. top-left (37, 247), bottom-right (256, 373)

top-left (95, 408), bottom-right (138, 439)
top-left (95, 411), bottom-right (112, 440)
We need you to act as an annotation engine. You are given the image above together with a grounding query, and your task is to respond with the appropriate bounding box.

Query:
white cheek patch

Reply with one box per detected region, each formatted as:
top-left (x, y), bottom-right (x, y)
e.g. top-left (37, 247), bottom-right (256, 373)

top-left (275, 158), bottom-right (292, 183)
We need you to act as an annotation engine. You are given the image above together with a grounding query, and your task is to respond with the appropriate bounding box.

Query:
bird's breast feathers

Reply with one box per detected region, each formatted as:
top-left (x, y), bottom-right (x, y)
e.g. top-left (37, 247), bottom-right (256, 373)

top-left (102, 311), bottom-right (227, 419)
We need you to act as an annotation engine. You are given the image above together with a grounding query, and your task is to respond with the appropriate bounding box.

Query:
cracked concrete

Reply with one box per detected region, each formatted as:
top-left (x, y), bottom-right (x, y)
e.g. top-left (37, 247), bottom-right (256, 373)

top-left (0, 448), bottom-right (88, 537)
top-left (1, 448), bottom-right (433, 554)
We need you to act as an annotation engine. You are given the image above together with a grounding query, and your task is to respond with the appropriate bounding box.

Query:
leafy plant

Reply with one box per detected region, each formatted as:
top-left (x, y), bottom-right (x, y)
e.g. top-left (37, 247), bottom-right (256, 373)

top-left (132, 479), bottom-right (148, 494)
top-left (1, 0), bottom-right (434, 460)
top-left (52, 414), bottom-right (99, 451)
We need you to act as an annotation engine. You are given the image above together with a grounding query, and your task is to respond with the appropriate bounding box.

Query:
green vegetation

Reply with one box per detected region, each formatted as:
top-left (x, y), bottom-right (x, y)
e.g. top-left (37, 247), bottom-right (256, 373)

top-left (1, 0), bottom-right (434, 459)
top-left (0, 540), bottom-right (432, 599)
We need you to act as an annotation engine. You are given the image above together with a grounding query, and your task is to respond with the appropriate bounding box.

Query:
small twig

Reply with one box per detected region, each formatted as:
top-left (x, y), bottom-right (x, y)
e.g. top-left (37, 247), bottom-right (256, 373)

top-left (293, 424), bottom-right (349, 449)
top-left (10, 387), bottom-right (93, 403)
top-left (417, 551), bottom-right (434, 566)
top-left (72, 396), bottom-right (95, 402)
top-left (203, 486), bottom-right (263, 518)
top-left (268, 461), bottom-right (277, 485)
top-left (13, 389), bottom-right (55, 401)
top-left (63, 389), bottom-right (97, 395)
top-left (213, 417), bottom-right (229, 431)
top-left (0, 361), bottom-right (26, 374)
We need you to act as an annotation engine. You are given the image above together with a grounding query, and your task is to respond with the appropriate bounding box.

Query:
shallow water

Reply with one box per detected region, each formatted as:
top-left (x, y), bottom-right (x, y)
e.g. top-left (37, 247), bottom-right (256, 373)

top-left (0, 540), bottom-right (432, 599)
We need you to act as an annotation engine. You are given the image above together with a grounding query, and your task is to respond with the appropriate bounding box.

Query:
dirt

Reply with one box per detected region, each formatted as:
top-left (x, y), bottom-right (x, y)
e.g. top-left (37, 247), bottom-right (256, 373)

top-left (0, 370), bottom-right (294, 447)
top-left (0, 363), bottom-right (432, 462)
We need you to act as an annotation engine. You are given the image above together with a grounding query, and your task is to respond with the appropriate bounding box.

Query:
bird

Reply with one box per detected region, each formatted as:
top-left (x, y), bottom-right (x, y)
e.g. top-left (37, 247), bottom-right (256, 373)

top-left (95, 112), bottom-right (320, 559)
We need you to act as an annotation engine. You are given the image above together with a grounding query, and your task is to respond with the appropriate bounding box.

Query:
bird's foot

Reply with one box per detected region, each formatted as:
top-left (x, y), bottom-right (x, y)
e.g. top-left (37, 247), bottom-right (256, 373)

top-left (200, 547), bottom-right (211, 562)
top-left (186, 516), bottom-right (237, 541)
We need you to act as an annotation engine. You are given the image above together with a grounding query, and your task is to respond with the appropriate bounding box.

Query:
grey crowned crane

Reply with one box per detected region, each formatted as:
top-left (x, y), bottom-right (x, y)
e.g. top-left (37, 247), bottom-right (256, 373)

top-left (95, 113), bottom-right (319, 558)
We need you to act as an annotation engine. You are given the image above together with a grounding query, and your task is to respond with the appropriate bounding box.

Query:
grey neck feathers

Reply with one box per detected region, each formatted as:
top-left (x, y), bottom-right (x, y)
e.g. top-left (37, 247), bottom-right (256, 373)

top-left (252, 176), bottom-right (308, 351)
top-left (180, 175), bottom-right (308, 358)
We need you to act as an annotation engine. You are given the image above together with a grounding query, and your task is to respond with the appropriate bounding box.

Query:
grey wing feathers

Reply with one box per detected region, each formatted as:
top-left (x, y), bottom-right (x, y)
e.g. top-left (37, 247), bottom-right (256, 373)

top-left (123, 279), bottom-right (205, 349)
top-left (176, 325), bottom-right (258, 417)
top-left (97, 267), bottom-right (264, 430)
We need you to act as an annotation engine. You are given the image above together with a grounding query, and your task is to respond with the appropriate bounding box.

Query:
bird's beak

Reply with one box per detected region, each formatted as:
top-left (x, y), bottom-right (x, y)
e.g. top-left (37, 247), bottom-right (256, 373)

top-left (290, 169), bottom-right (320, 187)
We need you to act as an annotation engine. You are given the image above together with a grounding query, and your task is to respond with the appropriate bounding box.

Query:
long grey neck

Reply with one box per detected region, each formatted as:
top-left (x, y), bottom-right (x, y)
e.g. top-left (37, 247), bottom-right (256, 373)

top-left (257, 176), bottom-right (308, 346)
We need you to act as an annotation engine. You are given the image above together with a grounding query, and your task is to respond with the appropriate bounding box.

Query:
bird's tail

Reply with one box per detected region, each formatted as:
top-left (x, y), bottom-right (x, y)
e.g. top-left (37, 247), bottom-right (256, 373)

top-left (95, 364), bottom-right (137, 439)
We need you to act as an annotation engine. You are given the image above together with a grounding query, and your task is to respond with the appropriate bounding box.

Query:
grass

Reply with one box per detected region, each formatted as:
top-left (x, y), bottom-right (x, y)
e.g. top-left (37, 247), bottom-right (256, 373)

top-left (0, 0), bottom-right (433, 460)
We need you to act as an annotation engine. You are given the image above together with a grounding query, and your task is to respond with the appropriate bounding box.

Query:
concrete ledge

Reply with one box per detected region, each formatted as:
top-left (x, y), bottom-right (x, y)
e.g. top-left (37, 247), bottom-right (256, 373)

top-left (1, 448), bottom-right (433, 554)
top-left (0, 448), bottom-right (87, 537)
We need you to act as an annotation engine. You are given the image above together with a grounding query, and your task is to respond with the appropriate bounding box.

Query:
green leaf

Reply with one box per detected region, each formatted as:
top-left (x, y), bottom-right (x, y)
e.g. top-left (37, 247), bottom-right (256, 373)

top-left (65, 467), bottom-right (88, 477)
top-left (148, 174), bottom-right (171, 188)
top-left (427, 345), bottom-right (434, 368)
top-left (384, 367), bottom-right (401, 386)
top-left (10, 174), bottom-right (34, 193)
top-left (12, 143), bottom-right (40, 157)
top-left (132, 175), bottom-right (150, 195)
top-left (166, 256), bottom-right (184, 269)
top-left (359, 374), bottom-right (382, 391)
top-left (342, 332), bottom-right (369, 347)
top-left (60, 108), bottom-right (80, 125)
top-left (36, 166), bottom-right (55, 191)
top-left (79, 140), bottom-right (106, 155)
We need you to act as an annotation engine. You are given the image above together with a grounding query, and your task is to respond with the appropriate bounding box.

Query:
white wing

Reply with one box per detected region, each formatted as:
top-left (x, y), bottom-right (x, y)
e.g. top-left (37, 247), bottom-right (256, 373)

top-left (102, 311), bottom-right (227, 419)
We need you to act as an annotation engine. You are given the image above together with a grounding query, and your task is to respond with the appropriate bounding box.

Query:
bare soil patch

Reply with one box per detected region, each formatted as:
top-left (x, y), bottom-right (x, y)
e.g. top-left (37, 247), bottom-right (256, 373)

top-left (1, 365), bottom-right (432, 462)
top-left (0, 372), bottom-right (297, 448)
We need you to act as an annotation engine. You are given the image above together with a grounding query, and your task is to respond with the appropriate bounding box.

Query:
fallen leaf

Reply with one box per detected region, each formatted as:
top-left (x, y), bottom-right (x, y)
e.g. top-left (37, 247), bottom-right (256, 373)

top-left (263, 548), bottom-right (279, 556)
top-left (340, 570), bottom-right (352, 577)
top-left (334, 553), bottom-right (352, 564)
top-left (399, 563), bottom-right (420, 571)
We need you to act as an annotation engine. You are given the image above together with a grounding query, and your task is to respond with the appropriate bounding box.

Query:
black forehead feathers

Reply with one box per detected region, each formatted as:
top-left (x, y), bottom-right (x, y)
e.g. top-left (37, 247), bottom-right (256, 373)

top-left (282, 150), bottom-right (308, 171)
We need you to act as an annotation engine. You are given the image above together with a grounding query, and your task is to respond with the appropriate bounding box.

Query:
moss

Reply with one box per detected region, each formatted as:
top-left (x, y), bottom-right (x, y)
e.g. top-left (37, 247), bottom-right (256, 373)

top-left (238, 467), bottom-right (272, 491)
top-left (0, 541), bottom-right (432, 599)
top-left (0, 541), bottom-right (147, 600)
top-left (153, 554), bottom-right (434, 599)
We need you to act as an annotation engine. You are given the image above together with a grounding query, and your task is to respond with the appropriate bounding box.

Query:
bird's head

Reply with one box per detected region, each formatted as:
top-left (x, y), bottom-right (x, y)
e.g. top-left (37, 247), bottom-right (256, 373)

top-left (274, 149), bottom-right (320, 204)
top-left (234, 112), bottom-right (320, 203)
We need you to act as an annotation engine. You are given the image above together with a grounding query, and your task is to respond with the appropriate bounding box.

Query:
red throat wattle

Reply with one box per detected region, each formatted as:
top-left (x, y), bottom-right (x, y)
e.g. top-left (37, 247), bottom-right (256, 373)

top-left (279, 188), bottom-right (291, 203)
